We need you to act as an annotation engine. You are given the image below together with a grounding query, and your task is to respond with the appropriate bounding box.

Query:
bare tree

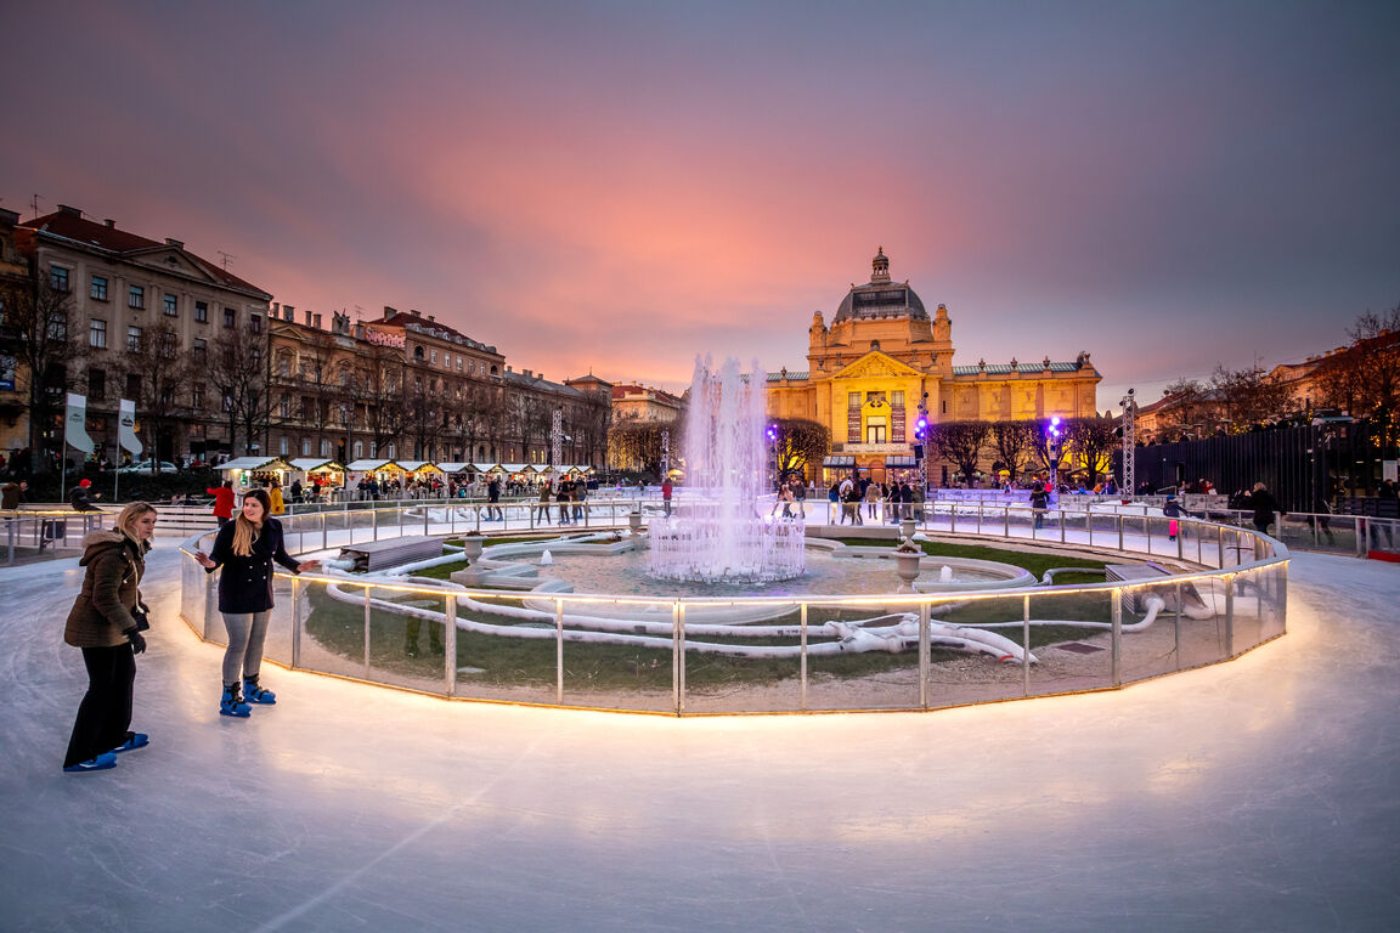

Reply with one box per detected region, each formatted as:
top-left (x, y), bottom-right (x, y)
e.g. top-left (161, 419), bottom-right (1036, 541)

top-left (1157, 377), bottom-right (1218, 440)
top-left (1062, 416), bottom-right (1118, 486)
top-left (609, 420), bottom-right (669, 476)
top-left (1317, 305), bottom-right (1400, 451)
top-left (928, 420), bottom-right (990, 485)
top-left (351, 343), bottom-right (404, 459)
top-left (773, 417), bottom-right (830, 481)
top-left (1210, 364), bottom-right (1293, 432)
top-left (0, 278), bottom-right (78, 472)
top-left (121, 320), bottom-right (192, 470)
top-left (207, 329), bottom-right (270, 455)
top-left (989, 420), bottom-right (1037, 483)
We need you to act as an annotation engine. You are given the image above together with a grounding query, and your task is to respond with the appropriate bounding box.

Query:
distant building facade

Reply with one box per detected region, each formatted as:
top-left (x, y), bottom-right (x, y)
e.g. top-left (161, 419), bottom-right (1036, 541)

top-left (767, 248), bottom-right (1102, 481)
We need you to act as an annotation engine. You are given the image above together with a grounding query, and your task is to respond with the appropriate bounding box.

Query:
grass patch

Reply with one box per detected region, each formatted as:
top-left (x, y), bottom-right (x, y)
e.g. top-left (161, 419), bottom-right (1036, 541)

top-left (301, 535), bottom-right (1125, 693)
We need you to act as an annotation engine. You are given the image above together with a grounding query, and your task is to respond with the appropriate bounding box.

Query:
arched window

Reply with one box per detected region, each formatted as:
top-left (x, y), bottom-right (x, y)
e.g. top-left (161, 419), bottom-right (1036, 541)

top-left (353, 440), bottom-right (364, 459)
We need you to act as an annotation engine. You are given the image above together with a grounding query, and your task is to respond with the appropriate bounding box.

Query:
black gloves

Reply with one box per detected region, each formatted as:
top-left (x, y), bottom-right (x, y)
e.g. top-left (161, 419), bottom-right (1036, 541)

top-left (124, 628), bottom-right (147, 655)
top-left (131, 604), bottom-right (151, 632)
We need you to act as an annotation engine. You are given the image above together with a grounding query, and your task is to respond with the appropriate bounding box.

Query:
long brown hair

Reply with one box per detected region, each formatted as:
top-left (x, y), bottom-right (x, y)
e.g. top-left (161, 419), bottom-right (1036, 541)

top-left (231, 488), bottom-right (272, 557)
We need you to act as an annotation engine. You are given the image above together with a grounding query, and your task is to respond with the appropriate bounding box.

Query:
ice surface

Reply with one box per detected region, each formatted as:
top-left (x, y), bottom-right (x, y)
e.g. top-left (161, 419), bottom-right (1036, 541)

top-left (2, 539), bottom-right (1399, 930)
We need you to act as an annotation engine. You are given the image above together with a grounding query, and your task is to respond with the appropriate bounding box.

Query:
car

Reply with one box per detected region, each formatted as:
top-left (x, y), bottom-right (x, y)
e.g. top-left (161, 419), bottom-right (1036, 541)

top-left (117, 460), bottom-right (179, 474)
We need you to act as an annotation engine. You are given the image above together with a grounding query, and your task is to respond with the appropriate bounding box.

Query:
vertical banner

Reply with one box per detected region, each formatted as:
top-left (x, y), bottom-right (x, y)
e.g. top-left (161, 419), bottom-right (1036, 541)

top-left (118, 398), bottom-right (143, 457)
top-left (65, 393), bottom-right (94, 454)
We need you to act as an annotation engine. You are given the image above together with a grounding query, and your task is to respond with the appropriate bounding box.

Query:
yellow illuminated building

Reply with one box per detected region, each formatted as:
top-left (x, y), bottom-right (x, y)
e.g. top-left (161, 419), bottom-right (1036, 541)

top-left (766, 248), bottom-right (1102, 481)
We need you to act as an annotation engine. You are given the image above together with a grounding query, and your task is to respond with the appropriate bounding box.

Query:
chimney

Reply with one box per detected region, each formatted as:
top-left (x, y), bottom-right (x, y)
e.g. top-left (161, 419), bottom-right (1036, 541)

top-left (57, 204), bottom-right (82, 217)
top-left (283, 304), bottom-right (294, 321)
top-left (523, 369), bottom-right (532, 378)
top-left (427, 314), bottom-right (435, 322)
top-left (165, 237), bottom-right (184, 248)
top-left (313, 313), bottom-right (322, 329)
top-left (409, 309), bottom-right (421, 317)
top-left (383, 306), bottom-right (397, 320)
top-left (304, 310), bottom-right (313, 326)
top-left (272, 302), bottom-right (280, 316)
top-left (104, 219), bottom-right (116, 228)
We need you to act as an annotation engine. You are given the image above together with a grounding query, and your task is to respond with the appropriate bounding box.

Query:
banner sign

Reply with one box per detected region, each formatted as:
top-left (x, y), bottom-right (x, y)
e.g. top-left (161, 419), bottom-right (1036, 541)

top-left (64, 393), bottom-right (94, 453)
top-left (118, 398), bottom-right (143, 456)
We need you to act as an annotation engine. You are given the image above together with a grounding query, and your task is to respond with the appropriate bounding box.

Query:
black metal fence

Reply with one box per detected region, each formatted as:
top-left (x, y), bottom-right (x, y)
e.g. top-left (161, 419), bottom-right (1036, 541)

top-left (1130, 420), bottom-right (1395, 514)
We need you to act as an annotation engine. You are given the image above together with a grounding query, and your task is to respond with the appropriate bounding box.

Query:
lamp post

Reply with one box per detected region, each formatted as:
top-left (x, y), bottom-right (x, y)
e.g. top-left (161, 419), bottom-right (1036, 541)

top-left (1047, 415), bottom-right (1062, 492)
top-left (915, 392), bottom-right (930, 497)
top-left (766, 423), bottom-right (780, 492)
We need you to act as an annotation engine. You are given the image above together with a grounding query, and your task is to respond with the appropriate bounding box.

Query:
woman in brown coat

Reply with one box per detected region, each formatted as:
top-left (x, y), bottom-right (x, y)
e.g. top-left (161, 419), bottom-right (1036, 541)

top-left (62, 502), bottom-right (157, 773)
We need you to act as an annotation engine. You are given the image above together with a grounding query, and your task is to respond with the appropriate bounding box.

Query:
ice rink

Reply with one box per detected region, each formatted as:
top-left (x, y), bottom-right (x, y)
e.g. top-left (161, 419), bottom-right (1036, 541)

top-left (2, 540), bottom-right (1398, 931)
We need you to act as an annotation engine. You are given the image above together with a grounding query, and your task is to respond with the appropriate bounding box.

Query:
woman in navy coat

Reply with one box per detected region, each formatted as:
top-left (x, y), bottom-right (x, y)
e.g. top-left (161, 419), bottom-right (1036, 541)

top-left (195, 488), bottom-right (320, 717)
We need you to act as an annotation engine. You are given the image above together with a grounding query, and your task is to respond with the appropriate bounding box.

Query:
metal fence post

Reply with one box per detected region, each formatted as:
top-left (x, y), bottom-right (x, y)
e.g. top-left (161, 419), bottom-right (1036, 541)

top-left (362, 583), bottom-right (373, 678)
top-left (372, 507), bottom-right (378, 541)
top-left (444, 595), bottom-right (458, 696)
top-left (671, 600), bottom-right (681, 715)
top-left (291, 577), bottom-right (301, 669)
top-left (918, 601), bottom-right (930, 708)
top-left (800, 603), bottom-right (809, 711)
top-left (1022, 594), bottom-right (1031, 696)
top-left (555, 597), bottom-right (564, 704)
top-left (1111, 588), bottom-right (1122, 686)
top-left (1059, 508), bottom-right (1066, 544)
top-left (1224, 574), bottom-right (1236, 658)
top-left (1174, 581), bottom-right (1183, 669)
top-left (1117, 514), bottom-right (1124, 551)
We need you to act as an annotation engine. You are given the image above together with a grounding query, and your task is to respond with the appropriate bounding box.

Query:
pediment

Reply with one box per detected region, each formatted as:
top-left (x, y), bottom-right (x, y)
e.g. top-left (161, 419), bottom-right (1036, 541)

top-left (126, 247), bottom-right (216, 282)
top-left (832, 351), bottom-right (923, 381)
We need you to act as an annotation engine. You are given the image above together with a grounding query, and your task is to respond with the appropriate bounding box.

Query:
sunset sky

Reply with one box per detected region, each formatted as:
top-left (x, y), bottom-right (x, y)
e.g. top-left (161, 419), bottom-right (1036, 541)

top-left (4, 1), bottom-right (1398, 411)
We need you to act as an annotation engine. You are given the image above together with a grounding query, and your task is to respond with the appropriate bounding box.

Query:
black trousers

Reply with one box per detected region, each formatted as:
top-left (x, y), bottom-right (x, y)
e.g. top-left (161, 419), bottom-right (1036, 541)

top-left (64, 644), bottom-right (135, 767)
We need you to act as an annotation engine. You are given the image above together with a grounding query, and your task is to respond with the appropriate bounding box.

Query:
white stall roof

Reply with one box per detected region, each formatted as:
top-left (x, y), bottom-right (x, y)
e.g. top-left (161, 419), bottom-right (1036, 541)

top-left (346, 459), bottom-right (401, 472)
top-left (436, 462), bottom-right (470, 473)
top-left (220, 456), bottom-right (292, 472)
top-left (289, 458), bottom-right (344, 472)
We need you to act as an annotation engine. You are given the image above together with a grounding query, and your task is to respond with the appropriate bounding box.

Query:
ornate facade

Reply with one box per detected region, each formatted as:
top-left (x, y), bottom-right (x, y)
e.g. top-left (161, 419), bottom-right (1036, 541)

top-left (767, 248), bottom-right (1101, 480)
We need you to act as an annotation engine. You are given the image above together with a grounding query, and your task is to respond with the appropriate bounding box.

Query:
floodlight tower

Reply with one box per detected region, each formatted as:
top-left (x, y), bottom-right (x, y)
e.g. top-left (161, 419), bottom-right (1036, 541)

top-left (660, 427), bottom-right (670, 480)
top-left (915, 392), bottom-right (930, 495)
top-left (1048, 415), bottom-right (1063, 492)
top-left (1120, 388), bottom-right (1137, 496)
top-left (766, 423), bottom-right (780, 491)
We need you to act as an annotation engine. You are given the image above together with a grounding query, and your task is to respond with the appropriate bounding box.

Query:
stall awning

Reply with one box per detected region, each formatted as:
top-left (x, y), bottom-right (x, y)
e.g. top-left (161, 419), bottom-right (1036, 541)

top-left (883, 457), bottom-right (918, 468)
top-left (289, 458), bottom-right (344, 472)
top-left (436, 462), bottom-right (469, 473)
top-left (395, 460), bottom-right (444, 474)
top-left (346, 459), bottom-right (401, 472)
top-left (221, 456), bottom-right (292, 472)
top-left (471, 462), bottom-right (499, 473)
top-left (499, 463), bottom-right (529, 474)
top-left (823, 456), bottom-right (856, 467)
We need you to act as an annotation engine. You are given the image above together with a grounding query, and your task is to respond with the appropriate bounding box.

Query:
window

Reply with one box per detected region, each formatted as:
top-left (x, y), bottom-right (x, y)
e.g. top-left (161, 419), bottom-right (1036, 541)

top-left (892, 391), bottom-right (904, 407)
top-left (866, 419), bottom-right (887, 445)
top-left (194, 301), bottom-right (208, 323)
top-left (163, 293), bottom-right (178, 316)
top-left (128, 286), bottom-right (145, 309)
top-left (223, 307), bottom-right (236, 328)
top-left (941, 399), bottom-right (947, 414)
top-left (251, 347), bottom-right (262, 367)
top-left (353, 440), bottom-right (364, 459)
top-left (430, 349), bottom-right (438, 365)
top-left (320, 439), bottom-right (331, 458)
top-left (50, 265), bottom-right (70, 292)
top-left (301, 438), bottom-right (311, 456)
top-left (88, 369), bottom-right (106, 401)
top-left (89, 319), bottom-right (108, 349)
top-left (278, 397), bottom-right (291, 419)
top-left (192, 384), bottom-right (205, 409)
top-left (413, 346), bottom-right (424, 361)
top-left (278, 436), bottom-right (288, 456)
top-left (276, 350), bottom-right (292, 377)
top-left (193, 337), bottom-right (207, 363)
top-left (250, 314), bottom-right (262, 334)
top-left (848, 392), bottom-right (860, 409)
top-left (90, 276), bottom-right (108, 301)
top-left (386, 443), bottom-right (396, 459)
top-left (125, 373), bottom-right (142, 402)
top-left (126, 325), bottom-right (142, 352)
top-left (222, 390), bottom-right (233, 413)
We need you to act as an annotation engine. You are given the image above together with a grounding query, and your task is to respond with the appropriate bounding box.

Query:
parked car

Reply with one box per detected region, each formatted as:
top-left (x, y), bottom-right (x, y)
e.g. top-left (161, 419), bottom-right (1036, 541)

top-left (117, 460), bottom-right (179, 474)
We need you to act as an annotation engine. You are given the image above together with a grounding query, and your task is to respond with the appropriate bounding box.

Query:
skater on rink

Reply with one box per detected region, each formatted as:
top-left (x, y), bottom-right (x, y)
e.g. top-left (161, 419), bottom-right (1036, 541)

top-left (194, 488), bottom-right (320, 718)
top-left (61, 502), bottom-right (158, 773)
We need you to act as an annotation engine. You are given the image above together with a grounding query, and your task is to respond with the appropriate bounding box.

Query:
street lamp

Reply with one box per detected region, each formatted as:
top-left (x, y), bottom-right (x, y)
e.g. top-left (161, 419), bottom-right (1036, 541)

top-left (1048, 415), bottom-right (1063, 493)
top-left (914, 392), bottom-right (930, 496)
top-left (766, 423), bottom-right (780, 491)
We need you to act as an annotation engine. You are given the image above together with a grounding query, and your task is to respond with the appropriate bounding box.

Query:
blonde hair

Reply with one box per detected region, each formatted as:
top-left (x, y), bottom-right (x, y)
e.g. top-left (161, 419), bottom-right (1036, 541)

top-left (115, 501), bottom-right (157, 542)
top-left (231, 488), bottom-right (272, 557)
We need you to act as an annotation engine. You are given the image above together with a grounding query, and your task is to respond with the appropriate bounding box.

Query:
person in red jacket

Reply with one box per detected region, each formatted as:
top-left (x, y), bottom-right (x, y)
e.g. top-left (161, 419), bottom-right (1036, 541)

top-left (206, 480), bottom-right (236, 527)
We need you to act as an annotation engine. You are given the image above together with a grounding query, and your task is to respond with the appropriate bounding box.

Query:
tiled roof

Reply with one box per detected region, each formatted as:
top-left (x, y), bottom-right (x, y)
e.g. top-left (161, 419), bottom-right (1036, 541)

top-left (952, 362), bottom-right (1080, 376)
top-left (21, 209), bottom-right (270, 297)
top-left (379, 312), bottom-right (498, 354)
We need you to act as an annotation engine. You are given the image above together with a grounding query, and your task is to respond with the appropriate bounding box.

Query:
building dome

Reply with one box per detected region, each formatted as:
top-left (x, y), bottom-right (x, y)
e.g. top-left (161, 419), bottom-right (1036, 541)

top-left (833, 248), bottom-right (929, 323)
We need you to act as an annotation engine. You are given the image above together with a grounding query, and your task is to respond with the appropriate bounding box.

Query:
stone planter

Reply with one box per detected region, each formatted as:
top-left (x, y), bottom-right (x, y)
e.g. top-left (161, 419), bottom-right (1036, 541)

top-left (628, 511), bottom-right (643, 534)
top-left (900, 518), bottom-right (916, 539)
top-left (895, 552), bottom-right (922, 593)
top-left (461, 536), bottom-right (484, 562)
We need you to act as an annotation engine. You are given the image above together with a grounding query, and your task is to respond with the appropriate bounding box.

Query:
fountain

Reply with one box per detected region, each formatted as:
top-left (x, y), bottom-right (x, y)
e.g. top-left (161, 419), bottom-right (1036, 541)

top-left (646, 356), bottom-right (806, 584)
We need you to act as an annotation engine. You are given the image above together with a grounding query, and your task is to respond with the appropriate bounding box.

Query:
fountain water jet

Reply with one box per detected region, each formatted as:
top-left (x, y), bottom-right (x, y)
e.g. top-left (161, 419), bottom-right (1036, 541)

top-left (647, 356), bottom-right (806, 584)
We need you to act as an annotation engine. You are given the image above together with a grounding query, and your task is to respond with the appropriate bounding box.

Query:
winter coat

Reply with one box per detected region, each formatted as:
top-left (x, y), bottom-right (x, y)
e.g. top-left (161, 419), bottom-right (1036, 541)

top-left (69, 486), bottom-right (102, 512)
top-left (1250, 489), bottom-right (1282, 526)
top-left (64, 530), bottom-right (147, 648)
top-left (206, 486), bottom-right (236, 519)
top-left (269, 486), bottom-right (286, 515)
top-left (205, 517), bottom-right (302, 613)
top-left (0, 482), bottom-right (24, 510)
top-left (1163, 499), bottom-right (1185, 518)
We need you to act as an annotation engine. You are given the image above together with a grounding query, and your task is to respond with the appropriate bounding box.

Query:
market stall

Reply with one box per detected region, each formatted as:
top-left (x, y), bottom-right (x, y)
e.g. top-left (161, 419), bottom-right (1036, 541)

top-left (287, 458), bottom-right (346, 501)
top-left (219, 456), bottom-right (294, 490)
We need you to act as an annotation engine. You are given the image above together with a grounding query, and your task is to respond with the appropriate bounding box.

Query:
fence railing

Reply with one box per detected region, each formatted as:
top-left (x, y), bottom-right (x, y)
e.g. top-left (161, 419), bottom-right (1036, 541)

top-left (0, 510), bottom-right (110, 565)
top-left (177, 499), bottom-right (1290, 715)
